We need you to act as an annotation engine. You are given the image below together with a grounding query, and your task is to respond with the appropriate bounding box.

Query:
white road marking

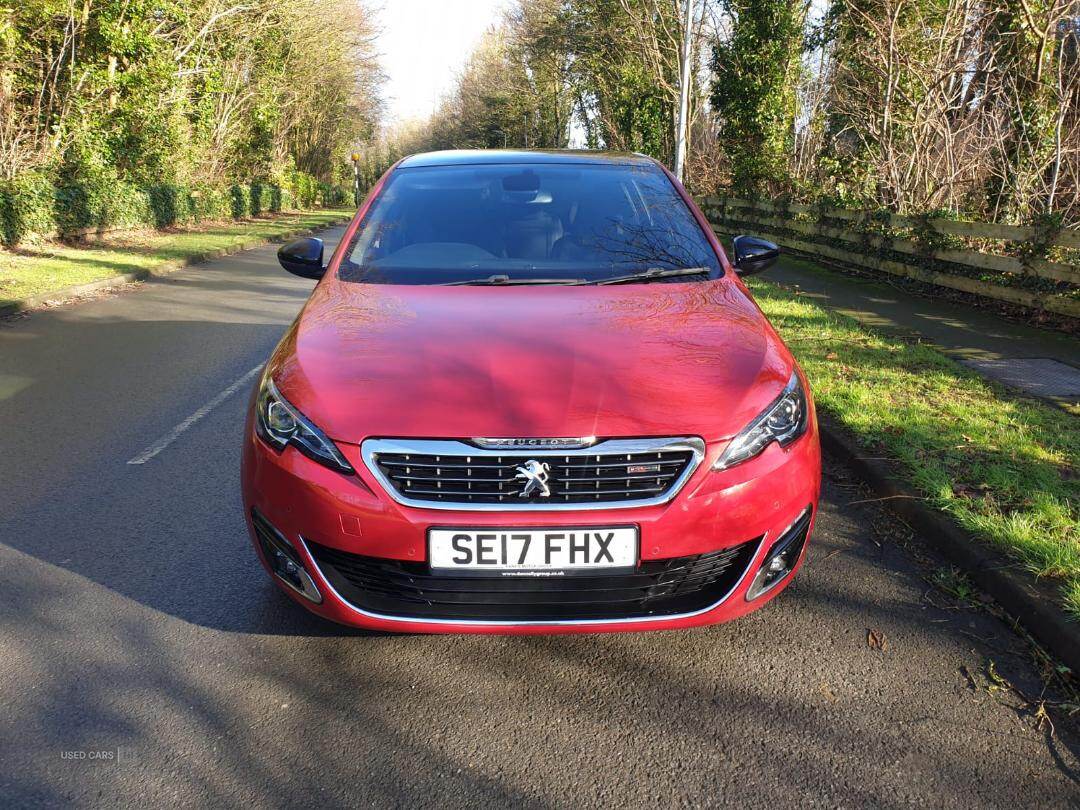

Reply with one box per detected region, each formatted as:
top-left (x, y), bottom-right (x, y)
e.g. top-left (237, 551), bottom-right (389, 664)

top-left (126, 364), bottom-right (263, 465)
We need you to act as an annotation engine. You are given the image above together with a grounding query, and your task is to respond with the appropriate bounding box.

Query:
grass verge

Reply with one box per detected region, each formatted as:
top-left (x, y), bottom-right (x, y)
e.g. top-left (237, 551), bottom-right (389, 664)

top-left (0, 209), bottom-right (352, 308)
top-left (747, 278), bottom-right (1080, 620)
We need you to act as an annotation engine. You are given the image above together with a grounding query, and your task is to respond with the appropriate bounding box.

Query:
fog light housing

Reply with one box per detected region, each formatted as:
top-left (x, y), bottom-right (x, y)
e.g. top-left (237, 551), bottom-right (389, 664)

top-left (250, 510), bottom-right (322, 603)
top-left (746, 507), bottom-right (812, 601)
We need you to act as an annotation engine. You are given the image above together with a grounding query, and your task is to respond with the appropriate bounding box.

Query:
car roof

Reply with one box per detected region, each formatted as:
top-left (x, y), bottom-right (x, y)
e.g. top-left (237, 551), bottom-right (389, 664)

top-left (397, 149), bottom-right (659, 169)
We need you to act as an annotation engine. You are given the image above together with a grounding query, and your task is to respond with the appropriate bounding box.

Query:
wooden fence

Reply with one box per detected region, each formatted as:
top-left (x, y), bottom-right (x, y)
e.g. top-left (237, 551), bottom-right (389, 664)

top-left (698, 197), bottom-right (1080, 319)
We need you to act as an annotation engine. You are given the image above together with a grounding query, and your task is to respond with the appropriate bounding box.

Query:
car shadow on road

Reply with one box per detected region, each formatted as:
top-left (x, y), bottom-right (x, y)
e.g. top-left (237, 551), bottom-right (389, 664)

top-left (0, 570), bottom-right (548, 807)
top-left (3, 441), bottom-right (1079, 804)
top-left (4, 492), bottom-right (1078, 806)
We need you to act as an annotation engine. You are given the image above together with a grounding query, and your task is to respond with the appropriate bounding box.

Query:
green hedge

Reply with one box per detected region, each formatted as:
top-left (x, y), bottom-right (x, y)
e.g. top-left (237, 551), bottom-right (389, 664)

top-left (0, 173), bottom-right (56, 247)
top-left (289, 170), bottom-right (320, 208)
top-left (0, 170), bottom-right (346, 247)
top-left (319, 183), bottom-right (350, 207)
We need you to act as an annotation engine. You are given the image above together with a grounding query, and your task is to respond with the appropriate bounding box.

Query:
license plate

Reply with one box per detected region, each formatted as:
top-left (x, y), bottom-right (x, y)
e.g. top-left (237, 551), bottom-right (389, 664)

top-left (428, 527), bottom-right (638, 575)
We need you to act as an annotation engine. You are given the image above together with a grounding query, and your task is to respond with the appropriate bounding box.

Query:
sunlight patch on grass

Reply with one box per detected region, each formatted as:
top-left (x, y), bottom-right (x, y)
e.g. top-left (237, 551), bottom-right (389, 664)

top-left (0, 209), bottom-right (352, 306)
top-left (749, 279), bottom-right (1080, 620)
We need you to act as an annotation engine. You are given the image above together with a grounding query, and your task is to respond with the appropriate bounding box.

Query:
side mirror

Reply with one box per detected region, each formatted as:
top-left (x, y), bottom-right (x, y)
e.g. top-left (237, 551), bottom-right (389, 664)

top-left (278, 237), bottom-right (325, 279)
top-left (732, 235), bottom-right (779, 276)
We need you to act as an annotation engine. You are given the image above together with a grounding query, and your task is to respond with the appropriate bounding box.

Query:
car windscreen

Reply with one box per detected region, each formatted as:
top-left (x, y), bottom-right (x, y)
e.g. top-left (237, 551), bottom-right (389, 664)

top-left (338, 162), bottom-right (722, 285)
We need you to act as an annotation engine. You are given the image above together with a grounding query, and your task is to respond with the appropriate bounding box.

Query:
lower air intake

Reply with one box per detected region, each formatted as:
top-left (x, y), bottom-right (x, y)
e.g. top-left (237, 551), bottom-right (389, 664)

top-left (305, 537), bottom-right (760, 622)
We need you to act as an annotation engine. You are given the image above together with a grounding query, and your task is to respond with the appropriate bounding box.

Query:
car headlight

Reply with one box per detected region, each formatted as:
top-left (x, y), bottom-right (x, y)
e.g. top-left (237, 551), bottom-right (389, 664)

top-left (255, 374), bottom-right (354, 474)
top-left (714, 371), bottom-right (809, 471)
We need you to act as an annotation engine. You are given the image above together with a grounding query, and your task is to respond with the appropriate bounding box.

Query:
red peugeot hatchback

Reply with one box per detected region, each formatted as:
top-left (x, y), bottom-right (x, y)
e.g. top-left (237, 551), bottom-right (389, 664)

top-left (241, 150), bottom-right (820, 634)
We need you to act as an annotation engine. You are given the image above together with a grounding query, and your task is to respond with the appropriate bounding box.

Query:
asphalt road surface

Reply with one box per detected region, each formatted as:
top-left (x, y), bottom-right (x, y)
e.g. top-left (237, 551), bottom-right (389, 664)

top-left (2, 227), bottom-right (1078, 808)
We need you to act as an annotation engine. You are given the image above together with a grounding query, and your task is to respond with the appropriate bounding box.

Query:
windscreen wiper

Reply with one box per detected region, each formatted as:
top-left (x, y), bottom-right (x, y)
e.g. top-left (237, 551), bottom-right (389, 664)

top-left (442, 274), bottom-right (586, 286)
top-left (582, 267), bottom-right (712, 285)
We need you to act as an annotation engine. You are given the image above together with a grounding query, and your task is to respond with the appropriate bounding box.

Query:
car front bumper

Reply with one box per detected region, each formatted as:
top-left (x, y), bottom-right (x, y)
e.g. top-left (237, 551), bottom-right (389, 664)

top-left (241, 415), bottom-right (821, 635)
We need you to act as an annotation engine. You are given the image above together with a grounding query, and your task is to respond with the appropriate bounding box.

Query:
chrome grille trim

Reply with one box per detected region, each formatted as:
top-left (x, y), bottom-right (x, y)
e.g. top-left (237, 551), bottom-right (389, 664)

top-left (360, 437), bottom-right (707, 511)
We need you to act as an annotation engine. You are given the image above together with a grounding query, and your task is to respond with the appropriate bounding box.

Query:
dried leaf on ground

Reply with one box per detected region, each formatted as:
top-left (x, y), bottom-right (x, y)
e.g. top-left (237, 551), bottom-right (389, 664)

top-left (867, 628), bottom-right (888, 651)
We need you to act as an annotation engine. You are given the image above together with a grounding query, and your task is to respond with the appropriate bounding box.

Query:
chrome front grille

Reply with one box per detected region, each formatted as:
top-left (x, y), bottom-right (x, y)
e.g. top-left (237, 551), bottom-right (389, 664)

top-left (361, 437), bottom-right (706, 511)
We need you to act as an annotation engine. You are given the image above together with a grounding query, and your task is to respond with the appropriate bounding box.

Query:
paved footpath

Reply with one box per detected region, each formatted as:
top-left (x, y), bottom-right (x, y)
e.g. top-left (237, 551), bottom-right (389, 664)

top-left (768, 257), bottom-right (1080, 408)
top-left (1, 229), bottom-right (1078, 807)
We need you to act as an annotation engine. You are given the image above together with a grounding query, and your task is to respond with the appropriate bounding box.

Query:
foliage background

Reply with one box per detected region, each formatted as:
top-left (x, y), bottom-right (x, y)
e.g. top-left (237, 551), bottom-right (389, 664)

top-left (0, 0), bottom-right (380, 243)
top-left (364, 0), bottom-right (1079, 227)
top-left (2, 1), bottom-right (1077, 240)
